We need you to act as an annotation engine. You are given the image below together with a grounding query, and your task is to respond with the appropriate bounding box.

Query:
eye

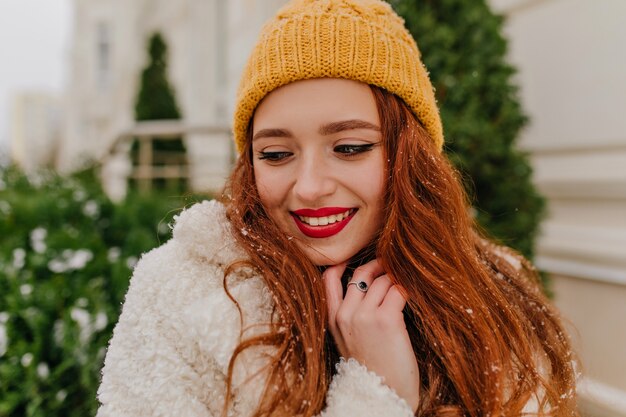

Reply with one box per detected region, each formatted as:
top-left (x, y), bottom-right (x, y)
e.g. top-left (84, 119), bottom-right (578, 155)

top-left (334, 143), bottom-right (375, 156)
top-left (257, 151), bottom-right (293, 162)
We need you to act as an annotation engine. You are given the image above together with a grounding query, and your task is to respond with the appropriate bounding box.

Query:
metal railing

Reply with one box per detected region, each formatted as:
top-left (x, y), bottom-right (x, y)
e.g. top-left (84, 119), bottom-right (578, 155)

top-left (101, 120), bottom-right (232, 200)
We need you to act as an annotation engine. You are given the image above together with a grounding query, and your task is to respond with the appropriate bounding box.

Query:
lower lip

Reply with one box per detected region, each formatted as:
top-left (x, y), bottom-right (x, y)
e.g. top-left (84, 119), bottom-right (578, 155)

top-left (291, 211), bottom-right (356, 238)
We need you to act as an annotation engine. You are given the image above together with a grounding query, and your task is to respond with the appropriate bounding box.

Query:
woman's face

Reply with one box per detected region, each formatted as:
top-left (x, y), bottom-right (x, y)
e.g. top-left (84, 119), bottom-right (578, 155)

top-left (252, 78), bottom-right (385, 266)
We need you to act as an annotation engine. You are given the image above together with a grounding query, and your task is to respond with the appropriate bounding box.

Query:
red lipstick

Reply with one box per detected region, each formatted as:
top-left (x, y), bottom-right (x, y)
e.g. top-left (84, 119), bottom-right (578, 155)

top-left (292, 207), bottom-right (350, 217)
top-left (290, 207), bottom-right (356, 239)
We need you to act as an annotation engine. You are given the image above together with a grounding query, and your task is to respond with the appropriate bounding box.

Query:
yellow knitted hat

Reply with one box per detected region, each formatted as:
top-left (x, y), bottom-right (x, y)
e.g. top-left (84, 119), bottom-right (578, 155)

top-left (233, 0), bottom-right (443, 154)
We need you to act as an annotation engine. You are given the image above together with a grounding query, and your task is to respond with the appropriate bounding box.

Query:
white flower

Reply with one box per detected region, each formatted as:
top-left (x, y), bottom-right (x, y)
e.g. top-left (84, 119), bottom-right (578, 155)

top-left (31, 227), bottom-right (47, 243)
top-left (48, 249), bottom-right (94, 273)
top-left (97, 346), bottom-right (106, 360)
top-left (0, 312), bottom-right (9, 323)
top-left (56, 389), bottom-right (67, 402)
top-left (82, 200), bottom-right (99, 218)
top-left (30, 227), bottom-right (48, 254)
top-left (73, 189), bottom-right (86, 202)
top-left (0, 323), bottom-right (7, 357)
top-left (126, 256), bottom-right (138, 269)
top-left (71, 307), bottom-right (94, 344)
top-left (37, 362), bottom-right (50, 379)
top-left (12, 248), bottom-right (26, 269)
top-left (94, 312), bottom-right (108, 331)
top-left (20, 284), bottom-right (33, 296)
top-left (21, 352), bottom-right (34, 367)
top-left (67, 249), bottom-right (93, 270)
top-left (107, 247), bottom-right (121, 263)
top-left (158, 222), bottom-right (170, 235)
top-left (48, 259), bottom-right (68, 273)
top-left (70, 307), bottom-right (90, 329)
top-left (53, 320), bottom-right (65, 345)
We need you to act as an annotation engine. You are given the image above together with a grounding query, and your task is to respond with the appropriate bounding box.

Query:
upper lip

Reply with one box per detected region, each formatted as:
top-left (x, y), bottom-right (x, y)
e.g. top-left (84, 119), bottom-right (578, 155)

top-left (291, 207), bottom-right (353, 217)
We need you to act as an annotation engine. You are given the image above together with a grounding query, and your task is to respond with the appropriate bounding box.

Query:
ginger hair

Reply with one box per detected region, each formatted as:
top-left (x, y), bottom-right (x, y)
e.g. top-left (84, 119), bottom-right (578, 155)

top-left (220, 85), bottom-right (578, 416)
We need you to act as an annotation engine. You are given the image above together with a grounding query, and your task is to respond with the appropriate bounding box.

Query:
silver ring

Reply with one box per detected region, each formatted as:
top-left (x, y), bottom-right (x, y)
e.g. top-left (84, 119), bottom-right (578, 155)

top-left (347, 280), bottom-right (369, 293)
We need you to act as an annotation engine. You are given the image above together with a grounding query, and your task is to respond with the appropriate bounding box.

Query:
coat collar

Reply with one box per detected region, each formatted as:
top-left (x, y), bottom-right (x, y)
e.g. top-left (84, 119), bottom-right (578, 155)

top-left (172, 200), bottom-right (248, 266)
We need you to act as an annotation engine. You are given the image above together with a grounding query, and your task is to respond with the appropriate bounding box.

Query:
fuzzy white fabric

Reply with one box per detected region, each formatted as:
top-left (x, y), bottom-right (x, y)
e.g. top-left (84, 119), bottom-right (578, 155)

top-left (97, 200), bottom-right (414, 417)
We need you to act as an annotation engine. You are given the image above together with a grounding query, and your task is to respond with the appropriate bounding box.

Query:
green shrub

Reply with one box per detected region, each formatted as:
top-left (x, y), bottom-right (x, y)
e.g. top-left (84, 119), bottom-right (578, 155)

top-left (388, 0), bottom-right (546, 261)
top-left (0, 166), bottom-right (206, 417)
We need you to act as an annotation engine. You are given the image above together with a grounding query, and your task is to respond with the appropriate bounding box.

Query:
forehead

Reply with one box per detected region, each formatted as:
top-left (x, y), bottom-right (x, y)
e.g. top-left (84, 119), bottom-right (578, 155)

top-left (252, 78), bottom-right (379, 132)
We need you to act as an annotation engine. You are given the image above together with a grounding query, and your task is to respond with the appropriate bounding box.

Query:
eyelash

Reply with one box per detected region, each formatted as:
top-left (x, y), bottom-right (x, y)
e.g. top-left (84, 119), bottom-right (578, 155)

top-left (334, 144), bottom-right (375, 156)
top-left (257, 151), bottom-right (292, 162)
top-left (257, 144), bottom-right (374, 162)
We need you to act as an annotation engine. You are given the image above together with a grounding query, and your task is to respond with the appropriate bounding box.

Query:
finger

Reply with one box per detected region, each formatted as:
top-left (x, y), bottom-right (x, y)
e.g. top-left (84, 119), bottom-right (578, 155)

top-left (344, 259), bottom-right (385, 302)
top-left (362, 274), bottom-right (393, 308)
top-left (380, 285), bottom-right (408, 313)
top-left (323, 263), bottom-right (347, 331)
top-left (351, 259), bottom-right (385, 281)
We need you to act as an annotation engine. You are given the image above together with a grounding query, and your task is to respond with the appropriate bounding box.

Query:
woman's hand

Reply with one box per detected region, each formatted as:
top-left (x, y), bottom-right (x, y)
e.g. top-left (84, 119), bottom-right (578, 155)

top-left (323, 260), bottom-right (420, 413)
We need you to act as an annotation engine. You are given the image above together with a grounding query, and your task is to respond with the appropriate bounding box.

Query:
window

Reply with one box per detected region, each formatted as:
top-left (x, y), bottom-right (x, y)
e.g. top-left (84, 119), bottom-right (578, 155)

top-left (96, 21), bottom-right (111, 90)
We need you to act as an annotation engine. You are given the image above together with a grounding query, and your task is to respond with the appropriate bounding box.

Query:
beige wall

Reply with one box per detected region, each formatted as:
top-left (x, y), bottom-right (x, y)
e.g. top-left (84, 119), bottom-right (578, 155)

top-left (553, 275), bottom-right (626, 416)
top-left (488, 0), bottom-right (626, 414)
top-left (553, 276), bottom-right (626, 392)
top-left (10, 92), bottom-right (62, 171)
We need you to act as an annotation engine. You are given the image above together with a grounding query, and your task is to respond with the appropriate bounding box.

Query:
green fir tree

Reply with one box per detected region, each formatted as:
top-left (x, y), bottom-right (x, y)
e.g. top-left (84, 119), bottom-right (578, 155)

top-left (388, 0), bottom-right (545, 261)
top-left (133, 32), bottom-right (186, 191)
top-left (135, 32), bottom-right (181, 122)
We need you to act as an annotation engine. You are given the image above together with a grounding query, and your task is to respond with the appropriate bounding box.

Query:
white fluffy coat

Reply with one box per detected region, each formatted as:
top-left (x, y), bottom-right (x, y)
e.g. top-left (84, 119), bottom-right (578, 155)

top-left (96, 200), bottom-right (414, 416)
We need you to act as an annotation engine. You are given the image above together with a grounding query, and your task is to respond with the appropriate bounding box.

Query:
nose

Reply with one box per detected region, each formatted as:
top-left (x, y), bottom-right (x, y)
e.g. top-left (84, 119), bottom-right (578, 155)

top-left (292, 154), bottom-right (336, 204)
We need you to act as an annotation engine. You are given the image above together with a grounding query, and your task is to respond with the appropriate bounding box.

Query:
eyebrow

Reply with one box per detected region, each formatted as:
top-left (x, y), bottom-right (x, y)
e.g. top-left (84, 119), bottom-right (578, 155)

top-left (252, 119), bottom-right (380, 141)
top-left (318, 119), bottom-right (380, 135)
top-left (252, 128), bottom-right (291, 141)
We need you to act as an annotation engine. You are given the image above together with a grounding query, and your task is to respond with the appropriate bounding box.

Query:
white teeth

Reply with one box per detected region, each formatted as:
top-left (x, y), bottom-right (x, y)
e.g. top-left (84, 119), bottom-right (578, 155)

top-left (297, 210), bottom-right (354, 226)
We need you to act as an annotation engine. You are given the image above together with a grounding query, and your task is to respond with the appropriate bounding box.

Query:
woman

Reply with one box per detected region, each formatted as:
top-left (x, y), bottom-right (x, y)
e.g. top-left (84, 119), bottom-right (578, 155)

top-left (97, 1), bottom-right (578, 416)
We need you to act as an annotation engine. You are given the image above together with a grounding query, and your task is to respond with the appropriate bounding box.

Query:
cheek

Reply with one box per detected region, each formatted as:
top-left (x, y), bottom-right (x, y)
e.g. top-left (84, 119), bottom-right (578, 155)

top-left (254, 166), bottom-right (282, 209)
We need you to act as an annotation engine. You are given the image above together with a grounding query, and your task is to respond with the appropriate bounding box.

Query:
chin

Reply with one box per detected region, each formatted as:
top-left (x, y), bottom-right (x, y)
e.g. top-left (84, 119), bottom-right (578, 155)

top-left (302, 246), bottom-right (354, 267)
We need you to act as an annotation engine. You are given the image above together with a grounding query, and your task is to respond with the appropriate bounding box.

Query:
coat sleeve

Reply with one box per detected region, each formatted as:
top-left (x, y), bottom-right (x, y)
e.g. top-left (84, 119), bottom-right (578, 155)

top-left (96, 244), bottom-right (217, 417)
top-left (319, 358), bottom-right (415, 417)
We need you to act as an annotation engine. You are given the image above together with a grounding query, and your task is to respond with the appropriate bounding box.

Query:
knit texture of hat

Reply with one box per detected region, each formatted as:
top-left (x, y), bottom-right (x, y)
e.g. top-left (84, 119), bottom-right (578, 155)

top-left (233, 0), bottom-right (444, 154)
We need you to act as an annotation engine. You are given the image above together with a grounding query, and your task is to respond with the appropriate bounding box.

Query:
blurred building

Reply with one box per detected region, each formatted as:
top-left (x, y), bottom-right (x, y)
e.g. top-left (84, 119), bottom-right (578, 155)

top-left (10, 92), bottom-right (62, 172)
top-left (60, 0), bottom-right (287, 192)
top-left (489, 0), bottom-right (626, 415)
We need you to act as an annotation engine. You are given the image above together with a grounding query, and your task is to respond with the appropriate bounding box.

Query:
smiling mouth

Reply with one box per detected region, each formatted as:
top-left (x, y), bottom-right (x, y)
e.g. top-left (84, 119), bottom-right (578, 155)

top-left (290, 208), bottom-right (357, 238)
top-left (296, 209), bottom-right (353, 226)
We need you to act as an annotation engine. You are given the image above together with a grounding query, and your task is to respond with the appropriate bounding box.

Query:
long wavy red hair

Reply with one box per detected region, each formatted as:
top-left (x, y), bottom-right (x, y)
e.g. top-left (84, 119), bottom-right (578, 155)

top-left (221, 85), bottom-right (578, 416)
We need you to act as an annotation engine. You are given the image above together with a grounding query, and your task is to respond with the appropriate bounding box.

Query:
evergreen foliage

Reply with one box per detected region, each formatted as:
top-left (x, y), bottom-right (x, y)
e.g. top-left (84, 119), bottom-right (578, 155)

top-left (387, 0), bottom-right (545, 260)
top-left (133, 32), bottom-right (187, 190)
top-left (135, 33), bottom-right (181, 122)
top-left (0, 166), bottom-right (205, 416)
